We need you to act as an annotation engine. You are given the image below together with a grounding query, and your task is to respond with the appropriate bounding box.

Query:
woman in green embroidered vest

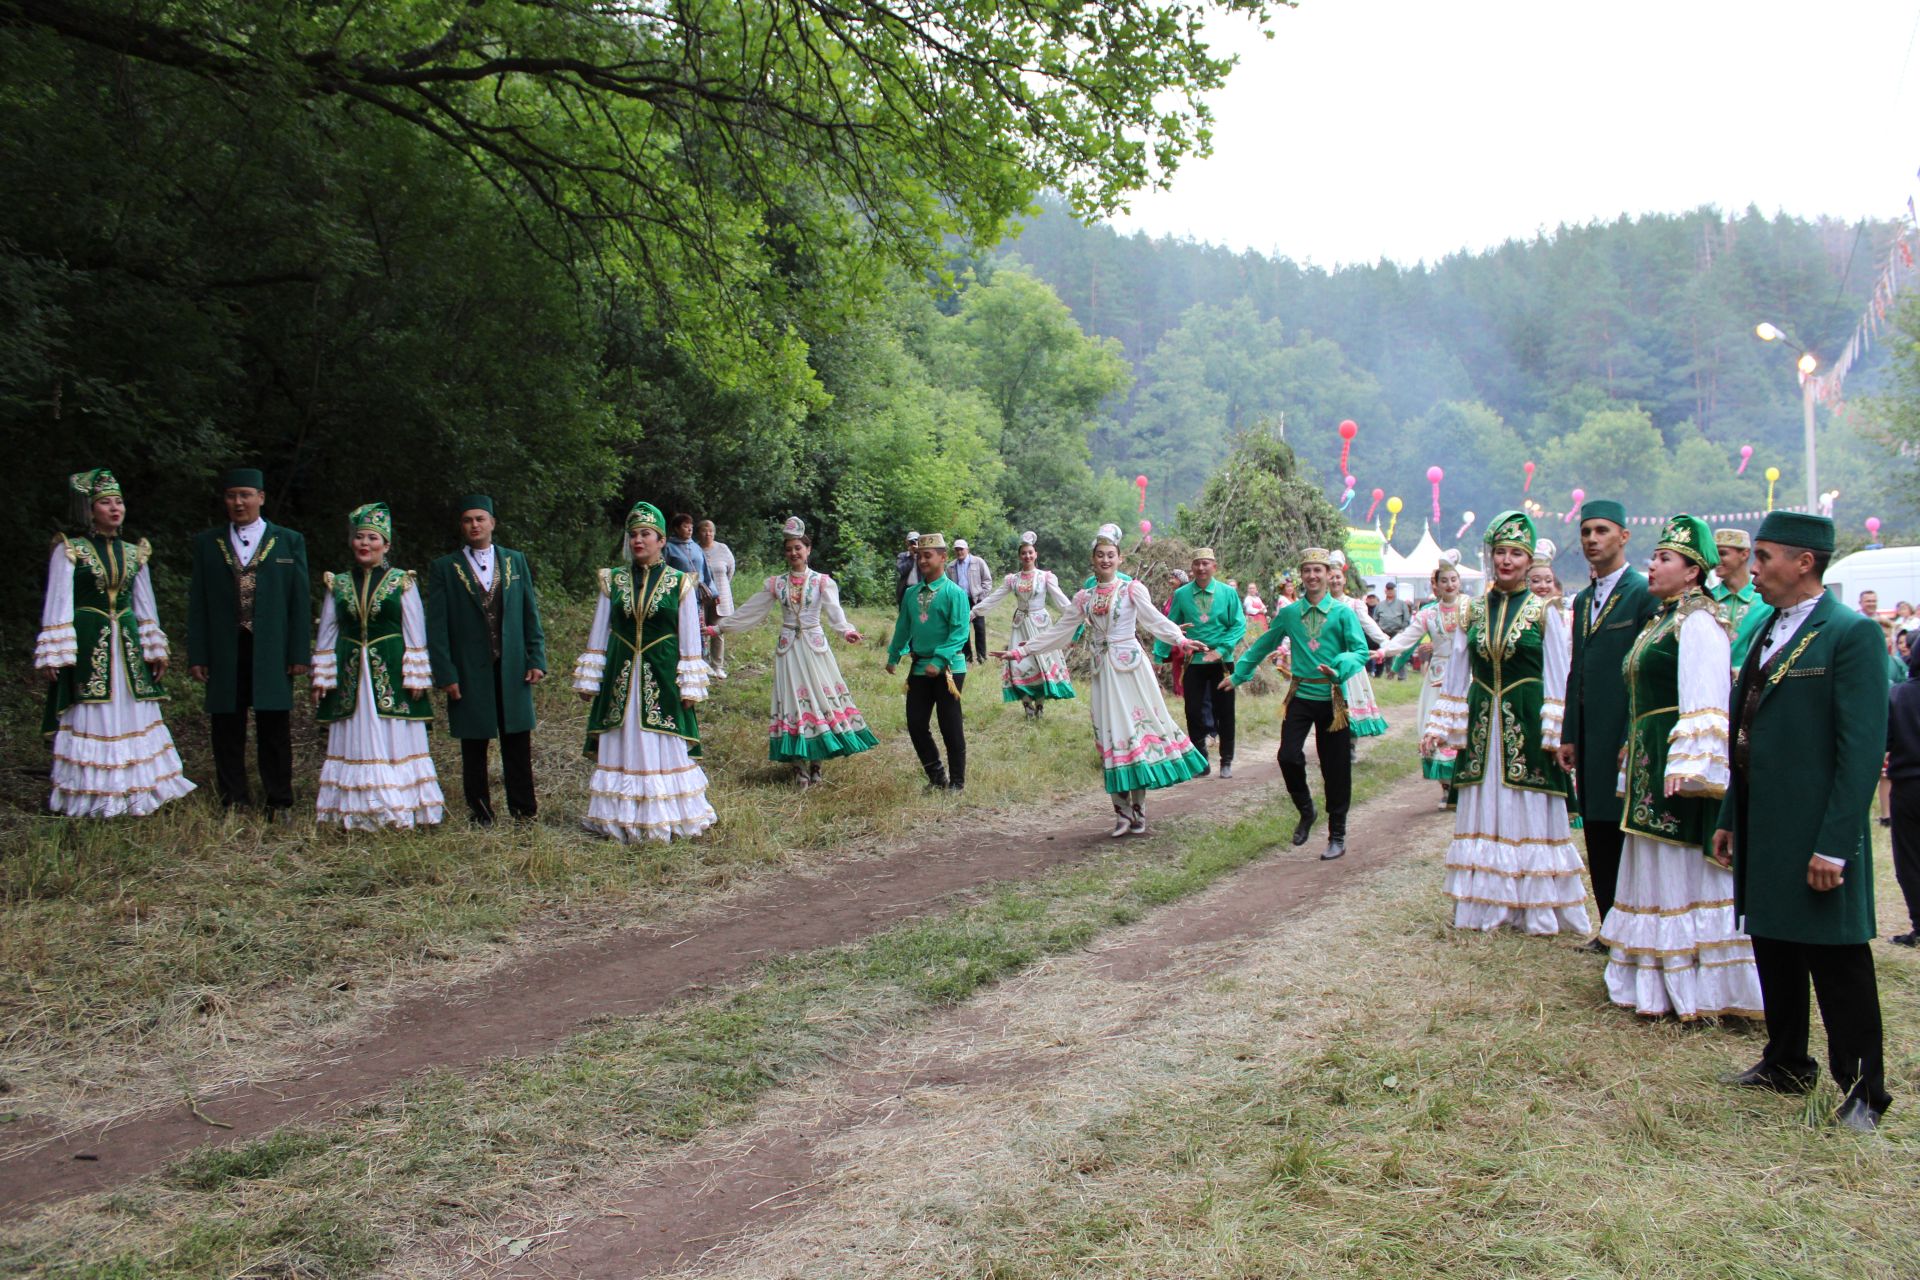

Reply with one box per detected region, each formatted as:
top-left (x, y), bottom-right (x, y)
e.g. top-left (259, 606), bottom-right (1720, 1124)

top-left (35, 469), bottom-right (195, 816)
top-left (310, 503), bottom-right (444, 830)
top-left (574, 501), bottom-right (716, 842)
top-left (1422, 510), bottom-right (1589, 935)
top-left (1599, 515), bottom-right (1763, 1020)
top-left (709, 517), bottom-right (878, 788)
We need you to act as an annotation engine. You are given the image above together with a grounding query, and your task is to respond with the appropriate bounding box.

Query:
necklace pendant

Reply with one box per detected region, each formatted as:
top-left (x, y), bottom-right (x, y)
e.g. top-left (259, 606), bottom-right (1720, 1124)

top-left (1308, 640), bottom-right (1321, 651)
top-left (918, 611), bottom-right (929, 623)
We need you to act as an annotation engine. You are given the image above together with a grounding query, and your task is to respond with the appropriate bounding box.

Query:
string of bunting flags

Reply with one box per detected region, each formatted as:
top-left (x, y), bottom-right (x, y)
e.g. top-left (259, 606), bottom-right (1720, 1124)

top-left (1805, 209), bottom-right (1917, 419)
top-left (1536, 506), bottom-right (1813, 527)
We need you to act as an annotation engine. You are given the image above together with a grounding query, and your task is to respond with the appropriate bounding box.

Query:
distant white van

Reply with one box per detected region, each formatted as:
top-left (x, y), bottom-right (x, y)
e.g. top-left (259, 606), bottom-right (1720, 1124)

top-left (1825, 545), bottom-right (1920, 615)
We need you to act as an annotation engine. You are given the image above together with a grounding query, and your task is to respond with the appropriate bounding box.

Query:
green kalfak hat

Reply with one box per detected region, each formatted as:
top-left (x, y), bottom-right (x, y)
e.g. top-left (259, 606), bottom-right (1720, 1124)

top-left (349, 501), bottom-right (393, 543)
top-left (68, 468), bottom-right (122, 528)
top-left (1656, 514), bottom-right (1715, 569)
top-left (456, 494), bottom-right (495, 516)
top-left (221, 467), bottom-right (265, 492)
top-left (625, 500), bottom-right (665, 534)
top-left (1578, 499), bottom-right (1628, 529)
top-left (1485, 509), bottom-right (1538, 553)
top-left (1756, 510), bottom-right (1836, 554)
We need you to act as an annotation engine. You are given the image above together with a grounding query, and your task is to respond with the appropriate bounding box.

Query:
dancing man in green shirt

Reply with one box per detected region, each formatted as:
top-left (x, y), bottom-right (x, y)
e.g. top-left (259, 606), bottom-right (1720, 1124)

top-left (1155, 547), bottom-right (1246, 778)
top-left (1226, 547), bottom-right (1371, 859)
top-left (888, 532), bottom-right (971, 790)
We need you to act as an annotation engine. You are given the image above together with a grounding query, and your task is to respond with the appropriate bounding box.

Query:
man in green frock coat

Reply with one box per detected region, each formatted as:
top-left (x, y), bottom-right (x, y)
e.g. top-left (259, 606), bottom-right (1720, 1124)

top-left (187, 467), bottom-right (311, 817)
top-left (426, 495), bottom-right (548, 825)
top-left (1558, 498), bottom-right (1657, 938)
top-left (888, 532), bottom-right (970, 791)
top-left (1713, 512), bottom-right (1892, 1131)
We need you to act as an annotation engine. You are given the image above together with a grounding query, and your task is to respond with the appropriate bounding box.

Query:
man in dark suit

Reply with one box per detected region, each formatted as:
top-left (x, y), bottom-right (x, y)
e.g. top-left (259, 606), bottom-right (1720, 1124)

top-left (186, 467), bottom-right (312, 818)
top-left (426, 495), bottom-right (548, 825)
top-left (1715, 512), bottom-right (1892, 1131)
top-left (1558, 499), bottom-right (1658, 942)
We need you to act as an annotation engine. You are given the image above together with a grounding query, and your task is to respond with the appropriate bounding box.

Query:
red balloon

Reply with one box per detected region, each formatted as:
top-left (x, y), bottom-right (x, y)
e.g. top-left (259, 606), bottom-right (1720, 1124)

top-left (1371, 487), bottom-right (1384, 502)
top-left (1135, 474), bottom-right (1149, 489)
top-left (1338, 419), bottom-right (1358, 440)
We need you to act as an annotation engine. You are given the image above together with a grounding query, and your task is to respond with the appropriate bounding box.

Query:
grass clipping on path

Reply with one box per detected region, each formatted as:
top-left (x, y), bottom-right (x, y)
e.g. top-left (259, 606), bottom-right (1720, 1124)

top-left (0, 729), bottom-right (1423, 1278)
top-left (711, 837), bottom-right (1920, 1280)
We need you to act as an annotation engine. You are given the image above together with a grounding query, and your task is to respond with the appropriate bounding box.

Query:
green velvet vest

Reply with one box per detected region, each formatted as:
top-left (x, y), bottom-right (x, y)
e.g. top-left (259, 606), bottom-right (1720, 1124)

top-left (583, 562), bottom-right (701, 758)
top-left (1451, 588), bottom-right (1570, 795)
top-left (316, 568), bottom-right (432, 724)
top-left (43, 534), bottom-right (167, 734)
top-left (1619, 589), bottom-right (1719, 850)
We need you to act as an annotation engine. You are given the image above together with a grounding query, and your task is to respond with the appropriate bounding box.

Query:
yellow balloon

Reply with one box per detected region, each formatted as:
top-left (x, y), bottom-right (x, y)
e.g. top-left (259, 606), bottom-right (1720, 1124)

top-left (1386, 496), bottom-right (1404, 514)
top-left (1765, 466), bottom-right (1781, 482)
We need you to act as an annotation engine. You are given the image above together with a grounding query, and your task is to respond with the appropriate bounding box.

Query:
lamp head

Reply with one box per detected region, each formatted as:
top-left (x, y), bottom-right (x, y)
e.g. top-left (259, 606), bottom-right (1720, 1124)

top-left (1755, 322), bottom-right (1782, 342)
top-left (1797, 352), bottom-right (1818, 375)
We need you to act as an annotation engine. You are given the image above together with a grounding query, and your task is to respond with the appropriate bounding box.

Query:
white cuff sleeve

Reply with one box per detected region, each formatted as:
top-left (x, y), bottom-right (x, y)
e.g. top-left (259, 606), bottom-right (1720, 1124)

top-left (573, 649), bottom-right (606, 693)
top-left (310, 649), bottom-right (339, 693)
top-left (403, 646), bottom-right (433, 693)
top-left (138, 619), bottom-right (168, 662)
top-left (1426, 691), bottom-right (1469, 748)
top-left (1540, 696), bottom-right (1566, 753)
top-left (676, 656), bottom-right (711, 702)
top-left (1814, 853), bottom-right (1848, 868)
top-left (34, 622), bottom-right (78, 669)
top-left (1664, 708), bottom-right (1730, 798)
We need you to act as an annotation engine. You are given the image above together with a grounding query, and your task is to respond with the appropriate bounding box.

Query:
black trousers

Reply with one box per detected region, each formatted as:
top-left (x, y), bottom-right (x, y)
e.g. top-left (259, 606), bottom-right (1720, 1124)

top-left (963, 616), bottom-right (988, 664)
top-left (1182, 662), bottom-right (1234, 765)
top-left (1582, 819), bottom-right (1626, 920)
top-left (209, 628), bottom-right (294, 809)
top-left (459, 661), bottom-right (537, 822)
top-left (1893, 779), bottom-right (1920, 932)
top-left (1750, 934), bottom-right (1891, 1114)
top-left (1278, 695), bottom-right (1350, 817)
top-left (905, 671), bottom-right (966, 785)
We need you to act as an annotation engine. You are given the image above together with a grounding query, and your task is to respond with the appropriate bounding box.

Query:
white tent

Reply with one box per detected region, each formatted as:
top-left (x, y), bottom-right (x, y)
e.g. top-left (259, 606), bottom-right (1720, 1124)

top-left (1370, 523), bottom-right (1483, 599)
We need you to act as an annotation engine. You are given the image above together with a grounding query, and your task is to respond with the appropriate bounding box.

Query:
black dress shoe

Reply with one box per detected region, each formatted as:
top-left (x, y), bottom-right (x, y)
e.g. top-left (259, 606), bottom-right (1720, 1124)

top-left (1889, 931), bottom-right (1919, 948)
top-left (1836, 1096), bottom-right (1882, 1133)
top-left (1581, 937), bottom-right (1609, 955)
top-left (1321, 838), bottom-right (1346, 861)
top-left (1719, 1062), bottom-right (1817, 1094)
top-left (1290, 802), bottom-right (1318, 847)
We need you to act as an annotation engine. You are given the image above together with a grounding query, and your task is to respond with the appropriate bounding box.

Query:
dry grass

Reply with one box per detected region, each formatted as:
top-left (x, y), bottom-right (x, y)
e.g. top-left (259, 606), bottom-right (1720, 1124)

top-left (683, 826), bottom-right (1919, 1280)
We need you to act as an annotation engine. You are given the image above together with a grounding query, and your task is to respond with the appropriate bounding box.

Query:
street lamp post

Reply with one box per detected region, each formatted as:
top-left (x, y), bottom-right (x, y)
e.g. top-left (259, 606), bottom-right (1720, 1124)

top-left (1755, 322), bottom-right (1820, 510)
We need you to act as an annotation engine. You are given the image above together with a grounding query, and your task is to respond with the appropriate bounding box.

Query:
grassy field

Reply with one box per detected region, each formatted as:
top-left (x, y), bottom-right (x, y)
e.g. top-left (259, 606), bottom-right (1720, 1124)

top-left (0, 583), bottom-right (1338, 1128)
top-left (1, 697), bottom-right (1426, 1277)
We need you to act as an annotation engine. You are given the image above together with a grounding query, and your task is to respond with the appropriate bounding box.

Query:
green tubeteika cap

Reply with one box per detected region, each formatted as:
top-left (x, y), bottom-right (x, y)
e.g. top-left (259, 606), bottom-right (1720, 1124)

top-left (221, 467), bottom-right (265, 492)
top-left (1755, 510), bottom-right (1835, 554)
top-left (456, 494), bottom-right (495, 517)
top-left (1578, 499), bottom-right (1628, 529)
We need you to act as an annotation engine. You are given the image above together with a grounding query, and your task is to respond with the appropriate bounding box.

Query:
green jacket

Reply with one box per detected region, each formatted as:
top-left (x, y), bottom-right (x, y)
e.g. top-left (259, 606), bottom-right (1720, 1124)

top-left (425, 546), bottom-right (548, 739)
top-left (1230, 594), bottom-right (1367, 701)
top-left (186, 522), bottom-right (312, 714)
top-left (1565, 565), bottom-right (1657, 822)
top-left (1719, 593), bottom-right (1888, 945)
top-left (889, 575), bottom-right (970, 677)
top-left (1153, 579), bottom-right (1246, 663)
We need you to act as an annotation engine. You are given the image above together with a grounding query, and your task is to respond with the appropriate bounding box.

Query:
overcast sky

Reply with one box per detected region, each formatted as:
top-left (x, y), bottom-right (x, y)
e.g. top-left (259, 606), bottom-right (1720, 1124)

top-left (1109, 0), bottom-right (1920, 266)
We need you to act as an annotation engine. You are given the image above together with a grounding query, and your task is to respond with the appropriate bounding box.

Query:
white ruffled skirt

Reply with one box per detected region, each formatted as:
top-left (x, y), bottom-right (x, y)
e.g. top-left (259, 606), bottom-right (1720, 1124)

top-left (584, 690), bottom-right (717, 843)
top-left (1600, 836), bottom-right (1764, 1020)
top-left (1443, 705), bottom-right (1590, 936)
top-left (315, 657), bottom-right (444, 831)
top-left (48, 627), bottom-right (195, 818)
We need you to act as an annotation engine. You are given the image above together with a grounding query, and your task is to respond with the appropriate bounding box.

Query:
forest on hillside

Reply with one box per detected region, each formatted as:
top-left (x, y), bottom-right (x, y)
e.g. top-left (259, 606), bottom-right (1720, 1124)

top-left (994, 200), bottom-right (1919, 542)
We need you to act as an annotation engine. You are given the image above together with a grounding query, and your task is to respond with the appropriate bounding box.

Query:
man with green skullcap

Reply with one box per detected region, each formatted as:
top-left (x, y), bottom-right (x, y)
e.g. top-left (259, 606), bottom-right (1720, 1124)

top-left (1714, 511), bottom-right (1892, 1132)
top-left (426, 494), bottom-right (549, 825)
top-left (1712, 527), bottom-right (1772, 671)
top-left (1559, 497), bottom-right (1657, 937)
top-left (187, 467), bottom-right (312, 818)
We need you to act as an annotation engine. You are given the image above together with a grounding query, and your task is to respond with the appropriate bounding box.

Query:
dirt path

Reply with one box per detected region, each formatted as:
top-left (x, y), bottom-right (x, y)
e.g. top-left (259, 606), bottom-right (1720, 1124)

top-left (0, 743), bottom-right (1359, 1218)
top-left (463, 767), bottom-right (1453, 1278)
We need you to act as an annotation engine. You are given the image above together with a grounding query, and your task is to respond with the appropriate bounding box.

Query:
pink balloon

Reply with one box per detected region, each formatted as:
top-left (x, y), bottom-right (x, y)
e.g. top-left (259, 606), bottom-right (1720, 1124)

top-left (1740, 445), bottom-right (1754, 459)
top-left (1523, 461), bottom-right (1535, 474)
top-left (1344, 475), bottom-right (1357, 490)
top-left (1371, 487), bottom-right (1384, 502)
top-left (1426, 466), bottom-right (1444, 483)
top-left (1571, 488), bottom-right (1586, 505)
top-left (1867, 517), bottom-right (1882, 534)
top-left (1140, 519), bottom-right (1152, 535)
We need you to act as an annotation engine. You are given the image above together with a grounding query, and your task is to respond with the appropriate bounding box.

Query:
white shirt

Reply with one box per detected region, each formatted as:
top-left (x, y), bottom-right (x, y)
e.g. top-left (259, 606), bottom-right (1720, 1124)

top-left (463, 543), bottom-right (496, 592)
top-left (1756, 594), bottom-right (1822, 668)
top-left (1588, 563), bottom-right (1627, 623)
top-left (229, 517), bottom-right (267, 566)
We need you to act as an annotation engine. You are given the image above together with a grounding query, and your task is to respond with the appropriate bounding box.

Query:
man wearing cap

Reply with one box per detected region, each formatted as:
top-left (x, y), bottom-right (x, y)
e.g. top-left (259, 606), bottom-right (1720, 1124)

top-left (1156, 548), bottom-right (1246, 778)
top-left (1712, 528), bottom-right (1772, 671)
top-left (947, 538), bottom-right (993, 663)
top-left (889, 533), bottom-right (971, 789)
top-left (1225, 548), bottom-right (1370, 858)
top-left (1559, 498), bottom-right (1658, 936)
top-left (1715, 511), bottom-right (1892, 1131)
top-left (187, 468), bottom-right (312, 817)
top-left (895, 532), bottom-right (921, 603)
top-left (426, 496), bottom-right (549, 825)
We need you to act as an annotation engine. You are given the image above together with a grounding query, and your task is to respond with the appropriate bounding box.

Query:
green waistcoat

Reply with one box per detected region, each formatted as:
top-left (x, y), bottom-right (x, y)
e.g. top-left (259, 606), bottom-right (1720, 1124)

top-left (583, 562), bottom-right (700, 758)
top-left (1619, 590), bottom-right (1721, 851)
top-left (43, 534), bottom-right (168, 735)
top-left (1720, 594), bottom-right (1887, 945)
top-left (1566, 566), bottom-right (1657, 822)
top-left (1452, 588), bottom-right (1570, 796)
top-left (425, 547), bottom-right (548, 739)
top-left (187, 523), bottom-right (313, 714)
top-left (315, 568), bottom-right (433, 724)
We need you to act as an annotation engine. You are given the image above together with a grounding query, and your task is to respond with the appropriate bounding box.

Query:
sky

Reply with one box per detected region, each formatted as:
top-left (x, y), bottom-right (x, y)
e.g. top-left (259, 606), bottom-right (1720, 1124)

top-left (1109, 0), bottom-right (1920, 266)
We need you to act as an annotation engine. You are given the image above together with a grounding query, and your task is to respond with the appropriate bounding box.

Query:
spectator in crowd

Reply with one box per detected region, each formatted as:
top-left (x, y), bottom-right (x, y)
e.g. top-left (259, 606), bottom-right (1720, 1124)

top-left (663, 512), bottom-right (714, 601)
top-left (1372, 581), bottom-right (1414, 679)
top-left (695, 519), bottom-right (736, 680)
top-left (895, 532), bottom-right (921, 602)
top-left (947, 537), bottom-right (993, 662)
